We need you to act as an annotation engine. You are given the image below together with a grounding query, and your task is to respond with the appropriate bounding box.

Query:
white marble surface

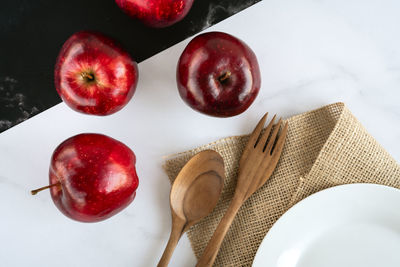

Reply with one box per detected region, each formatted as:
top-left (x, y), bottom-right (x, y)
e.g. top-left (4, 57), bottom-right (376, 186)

top-left (1, 0), bottom-right (400, 266)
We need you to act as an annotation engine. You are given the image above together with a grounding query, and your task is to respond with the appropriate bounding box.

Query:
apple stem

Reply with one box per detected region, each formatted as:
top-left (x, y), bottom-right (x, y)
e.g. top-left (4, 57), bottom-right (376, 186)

top-left (218, 71), bottom-right (231, 83)
top-left (81, 72), bottom-right (95, 82)
top-left (31, 182), bottom-right (61, 195)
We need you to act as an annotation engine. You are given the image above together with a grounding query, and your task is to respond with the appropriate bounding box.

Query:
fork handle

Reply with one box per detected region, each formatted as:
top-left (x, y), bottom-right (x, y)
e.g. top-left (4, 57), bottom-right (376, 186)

top-left (196, 198), bottom-right (243, 267)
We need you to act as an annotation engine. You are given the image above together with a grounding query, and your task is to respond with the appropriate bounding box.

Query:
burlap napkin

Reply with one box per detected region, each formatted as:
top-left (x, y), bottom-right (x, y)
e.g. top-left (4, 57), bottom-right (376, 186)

top-left (163, 102), bottom-right (400, 266)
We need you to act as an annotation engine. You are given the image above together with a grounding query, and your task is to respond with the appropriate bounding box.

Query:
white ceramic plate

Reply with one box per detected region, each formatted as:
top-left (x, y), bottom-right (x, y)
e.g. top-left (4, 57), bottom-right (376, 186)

top-left (252, 184), bottom-right (400, 267)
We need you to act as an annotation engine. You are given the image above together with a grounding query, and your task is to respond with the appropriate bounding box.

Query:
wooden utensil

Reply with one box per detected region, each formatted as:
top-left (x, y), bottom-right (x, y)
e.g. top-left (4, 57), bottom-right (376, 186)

top-left (158, 150), bottom-right (225, 267)
top-left (196, 113), bottom-right (288, 267)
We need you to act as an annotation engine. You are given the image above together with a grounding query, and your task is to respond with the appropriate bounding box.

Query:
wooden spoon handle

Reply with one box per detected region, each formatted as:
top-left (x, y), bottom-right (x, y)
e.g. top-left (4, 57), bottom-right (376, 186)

top-left (158, 216), bottom-right (186, 267)
top-left (196, 199), bottom-right (242, 267)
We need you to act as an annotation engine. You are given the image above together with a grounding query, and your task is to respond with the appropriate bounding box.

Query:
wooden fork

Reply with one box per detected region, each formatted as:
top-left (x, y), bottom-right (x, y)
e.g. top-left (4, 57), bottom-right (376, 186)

top-left (196, 113), bottom-right (288, 267)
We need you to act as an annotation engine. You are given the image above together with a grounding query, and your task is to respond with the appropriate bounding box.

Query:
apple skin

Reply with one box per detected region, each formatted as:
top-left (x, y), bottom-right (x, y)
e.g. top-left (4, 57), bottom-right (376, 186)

top-left (55, 31), bottom-right (138, 116)
top-left (177, 32), bottom-right (261, 117)
top-left (49, 133), bottom-right (139, 223)
top-left (115, 0), bottom-right (194, 28)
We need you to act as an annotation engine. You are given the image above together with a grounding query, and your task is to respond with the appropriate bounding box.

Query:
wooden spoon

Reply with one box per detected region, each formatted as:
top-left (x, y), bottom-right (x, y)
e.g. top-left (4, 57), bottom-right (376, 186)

top-left (157, 150), bottom-right (225, 267)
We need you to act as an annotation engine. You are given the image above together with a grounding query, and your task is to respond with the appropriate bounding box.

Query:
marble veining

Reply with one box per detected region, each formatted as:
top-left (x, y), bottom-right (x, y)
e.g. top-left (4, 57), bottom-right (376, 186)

top-left (202, 0), bottom-right (260, 30)
top-left (0, 76), bottom-right (39, 131)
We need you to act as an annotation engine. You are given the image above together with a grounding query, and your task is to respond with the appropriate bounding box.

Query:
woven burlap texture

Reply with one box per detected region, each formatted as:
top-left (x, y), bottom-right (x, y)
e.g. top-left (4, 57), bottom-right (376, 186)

top-left (163, 102), bottom-right (400, 267)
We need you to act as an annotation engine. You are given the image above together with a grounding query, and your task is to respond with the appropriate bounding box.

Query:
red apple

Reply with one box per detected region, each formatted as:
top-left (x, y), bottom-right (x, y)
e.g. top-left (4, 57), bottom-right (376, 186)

top-left (31, 133), bottom-right (139, 223)
top-left (55, 31), bottom-right (138, 116)
top-left (177, 32), bottom-right (261, 117)
top-left (115, 0), bottom-right (194, 28)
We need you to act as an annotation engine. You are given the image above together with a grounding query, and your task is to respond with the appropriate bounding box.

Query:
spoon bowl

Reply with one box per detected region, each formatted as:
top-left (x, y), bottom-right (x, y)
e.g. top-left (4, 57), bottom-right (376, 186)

top-left (158, 150), bottom-right (225, 267)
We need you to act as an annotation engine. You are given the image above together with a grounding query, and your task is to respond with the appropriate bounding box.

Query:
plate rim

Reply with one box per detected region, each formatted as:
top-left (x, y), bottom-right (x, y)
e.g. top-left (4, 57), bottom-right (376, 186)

top-left (252, 183), bottom-right (400, 267)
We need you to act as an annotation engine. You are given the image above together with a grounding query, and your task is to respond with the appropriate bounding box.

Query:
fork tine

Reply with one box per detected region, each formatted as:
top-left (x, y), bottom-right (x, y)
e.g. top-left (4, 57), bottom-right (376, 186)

top-left (271, 122), bottom-right (288, 156)
top-left (264, 118), bottom-right (282, 154)
top-left (249, 113), bottom-right (268, 147)
top-left (256, 114), bottom-right (276, 151)
top-left (240, 113), bottom-right (268, 164)
top-left (256, 121), bottom-right (288, 189)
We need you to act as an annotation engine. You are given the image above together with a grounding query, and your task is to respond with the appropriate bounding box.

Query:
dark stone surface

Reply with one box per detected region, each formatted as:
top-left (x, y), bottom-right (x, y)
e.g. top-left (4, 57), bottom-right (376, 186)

top-left (0, 0), bottom-right (261, 133)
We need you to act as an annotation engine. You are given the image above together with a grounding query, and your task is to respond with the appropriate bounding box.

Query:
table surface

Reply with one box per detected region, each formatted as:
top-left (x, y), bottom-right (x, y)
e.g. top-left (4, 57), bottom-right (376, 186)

top-left (1, 0), bottom-right (400, 266)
